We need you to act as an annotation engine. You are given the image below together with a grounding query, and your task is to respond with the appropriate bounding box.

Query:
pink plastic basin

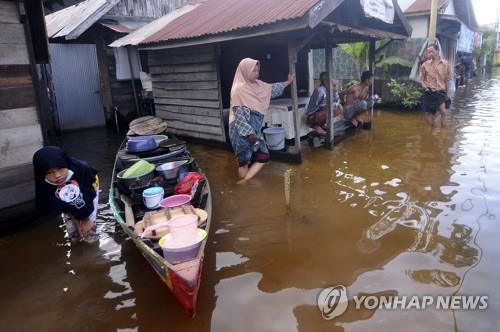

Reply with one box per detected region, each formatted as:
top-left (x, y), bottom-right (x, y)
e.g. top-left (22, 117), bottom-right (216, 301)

top-left (159, 194), bottom-right (191, 208)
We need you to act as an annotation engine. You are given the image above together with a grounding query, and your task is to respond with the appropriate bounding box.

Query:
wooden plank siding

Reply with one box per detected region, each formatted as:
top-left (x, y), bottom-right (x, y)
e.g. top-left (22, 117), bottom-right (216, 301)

top-left (0, 64), bottom-right (32, 87)
top-left (0, 163), bottom-right (35, 210)
top-left (0, 0), bottom-right (44, 217)
top-left (0, 1), bottom-right (20, 24)
top-left (149, 45), bottom-right (226, 142)
top-left (0, 124), bottom-right (43, 168)
top-left (0, 4), bottom-right (29, 65)
top-left (106, 47), bottom-right (139, 120)
top-left (0, 107), bottom-right (39, 130)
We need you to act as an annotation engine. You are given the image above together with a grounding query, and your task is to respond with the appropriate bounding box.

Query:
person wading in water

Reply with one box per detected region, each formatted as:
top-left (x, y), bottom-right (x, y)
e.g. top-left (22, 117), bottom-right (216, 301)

top-left (419, 43), bottom-right (451, 127)
top-left (228, 58), bottom-right (294, 184)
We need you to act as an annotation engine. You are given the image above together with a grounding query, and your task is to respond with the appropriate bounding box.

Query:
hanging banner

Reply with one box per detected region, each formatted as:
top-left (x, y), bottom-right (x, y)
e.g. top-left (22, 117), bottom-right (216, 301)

top-left (457, 24), bottom-right (482, 54)
top-left (360, 0), bottom-right (395, 24)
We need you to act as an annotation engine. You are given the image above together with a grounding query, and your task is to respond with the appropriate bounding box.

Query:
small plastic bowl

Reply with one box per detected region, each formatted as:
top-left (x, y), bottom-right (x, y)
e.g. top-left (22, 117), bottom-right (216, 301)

top-left (159, 194), bottom-right (191, 208)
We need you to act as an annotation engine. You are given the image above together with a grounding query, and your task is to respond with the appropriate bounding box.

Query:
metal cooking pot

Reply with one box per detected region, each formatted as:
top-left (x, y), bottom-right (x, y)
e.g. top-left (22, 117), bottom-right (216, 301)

top-left (156, 160), bottom-right (189, 180)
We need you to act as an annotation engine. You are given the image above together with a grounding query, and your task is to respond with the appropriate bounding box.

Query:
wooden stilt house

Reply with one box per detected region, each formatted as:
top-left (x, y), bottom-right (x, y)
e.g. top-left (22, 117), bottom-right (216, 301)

top-left (112, 0), bottom-right (412, 162)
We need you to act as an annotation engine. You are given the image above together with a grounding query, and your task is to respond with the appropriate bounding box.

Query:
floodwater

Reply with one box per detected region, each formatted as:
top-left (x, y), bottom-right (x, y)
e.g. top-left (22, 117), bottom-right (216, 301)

top-left (1, 73), bottom-right (500, 332)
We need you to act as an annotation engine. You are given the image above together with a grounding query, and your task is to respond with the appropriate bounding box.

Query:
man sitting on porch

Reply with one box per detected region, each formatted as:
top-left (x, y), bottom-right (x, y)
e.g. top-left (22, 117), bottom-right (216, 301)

top-left (305, 72), bottom-right (343, 135)
top-left (343, 71), bottom-right (373, 128)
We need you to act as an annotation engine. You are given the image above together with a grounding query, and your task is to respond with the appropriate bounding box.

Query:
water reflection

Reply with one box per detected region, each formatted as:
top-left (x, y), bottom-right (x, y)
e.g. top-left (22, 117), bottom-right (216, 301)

top-left (211, 272), bottom-right (318, 331)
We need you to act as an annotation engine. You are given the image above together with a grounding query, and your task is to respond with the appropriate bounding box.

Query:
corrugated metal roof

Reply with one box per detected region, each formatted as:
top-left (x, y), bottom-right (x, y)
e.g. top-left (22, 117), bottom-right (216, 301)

top-left (101, 18), bottom-right (151, 34)
top-left (453, 0), bottom-right (479, 30)
top-left (405, 0), bottom-right (447, 14)
top-left (109, 3), bottom-right (200, 47)
top-left (143, 0), bottom-right (321, 44)
top-left (101, 22), bottom-right (136, 33)
top-left (335, 24), bottom-right (408, 40)
top-left (45, 0), bottom-right (120, 40)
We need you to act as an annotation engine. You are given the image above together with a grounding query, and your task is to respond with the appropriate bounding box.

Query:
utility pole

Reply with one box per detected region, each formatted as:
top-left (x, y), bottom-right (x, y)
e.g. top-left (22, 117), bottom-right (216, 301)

top-left (496, 1), bottom-right (500, 49)
top-left (428, 0), bottom-right (438, 43)
top-left (495, 0), bottom-right (500, 66)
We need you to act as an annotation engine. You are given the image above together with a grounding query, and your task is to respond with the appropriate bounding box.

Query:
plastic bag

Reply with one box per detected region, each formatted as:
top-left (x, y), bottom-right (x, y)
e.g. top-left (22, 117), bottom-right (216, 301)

top-left (174, 172), bottom-right (204, 195)
top-left (447, 78), bottom-right (456, 98)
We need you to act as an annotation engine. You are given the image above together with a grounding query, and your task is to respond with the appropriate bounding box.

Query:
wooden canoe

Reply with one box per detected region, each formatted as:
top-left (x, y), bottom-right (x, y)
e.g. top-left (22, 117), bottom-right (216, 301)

top-left (109, 139), bottom-right (211, 318)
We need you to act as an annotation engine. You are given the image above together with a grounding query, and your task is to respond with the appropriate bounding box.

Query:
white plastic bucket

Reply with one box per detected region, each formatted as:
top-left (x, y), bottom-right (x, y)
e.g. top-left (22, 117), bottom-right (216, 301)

top-left (167, 214), bottom-right (198, 247)
top-left (263, 127), bottom-right (285, 150)
top-left (142, 187), bottom-right (164, 209)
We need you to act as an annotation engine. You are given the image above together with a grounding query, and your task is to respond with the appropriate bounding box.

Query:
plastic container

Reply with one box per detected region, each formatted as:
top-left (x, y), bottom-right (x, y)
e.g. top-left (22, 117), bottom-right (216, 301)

top-left (117, 167), bottom-right (155, 189)
top-left (128, 135), bottom-right (168, 144)
top-left (142, 187), bottom-right (164, 209)
top-left (122, 160), bottom-right (155, 178)
top-left (126, 137), bottom-right (158, 153)
top-left (159, 229), bottom-right (207, 264)
top-left (167, 214), bottom-right (198, 247)
top-left (263, 127), bottom-right (285, 150)
top-left (159, 194), bottom-right (191, 208)
top-left (118, 147), bottom-right (187, 169)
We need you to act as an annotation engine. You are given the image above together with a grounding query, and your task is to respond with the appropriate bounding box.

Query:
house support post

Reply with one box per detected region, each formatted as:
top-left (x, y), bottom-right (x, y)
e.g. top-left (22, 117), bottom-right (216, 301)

top-left (428, 0), bottom-right (438, 43)
top-left (325, 35), bottom-right (334, 149)
top-left (288, 42), bottom-right (302, 162)
top-left (96, 36), bottom-right (113, 122)
top-left (369, 39), bottom-right (376, 124)
top-left (127, 46), bottom-right (141, 117)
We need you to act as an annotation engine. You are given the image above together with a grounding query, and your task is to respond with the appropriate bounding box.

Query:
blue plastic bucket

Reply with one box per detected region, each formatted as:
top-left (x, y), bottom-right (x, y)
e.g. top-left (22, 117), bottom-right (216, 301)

top-left (263, 127), bottom-right (285, 151)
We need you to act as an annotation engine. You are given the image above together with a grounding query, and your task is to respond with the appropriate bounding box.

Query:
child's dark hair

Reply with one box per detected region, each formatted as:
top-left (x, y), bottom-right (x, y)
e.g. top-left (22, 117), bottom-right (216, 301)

top-left (319, 72), bottom-right (328, 85)
top-left (361, 71), bottom-right (373, 82)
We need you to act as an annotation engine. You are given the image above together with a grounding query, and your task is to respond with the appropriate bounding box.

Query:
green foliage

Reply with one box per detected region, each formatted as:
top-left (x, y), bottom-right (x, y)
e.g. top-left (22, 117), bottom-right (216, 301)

top-left (376, 56), bottom-right (412, 68)
top-left (339, 42), bottom-right (367, 59)
top-left (339, 42), bottom-right (368, 72)
top-left (386, 79), bottom-right (422, 109)
top-left (474, 28), bottom-right (496, 67)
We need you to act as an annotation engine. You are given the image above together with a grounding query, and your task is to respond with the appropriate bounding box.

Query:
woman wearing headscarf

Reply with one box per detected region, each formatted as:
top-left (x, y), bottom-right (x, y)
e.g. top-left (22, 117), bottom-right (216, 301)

top-left (229, 58), bottom-right (294, 183)
top-left (33, 146), bottom-right (99, 242)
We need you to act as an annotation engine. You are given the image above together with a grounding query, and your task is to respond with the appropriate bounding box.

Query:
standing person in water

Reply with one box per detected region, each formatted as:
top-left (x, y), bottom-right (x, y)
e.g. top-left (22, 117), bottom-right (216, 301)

top-left (33, 146), bottom-right (99, 242)
top-left (229, 58), bottom-right (294, 184)
top-left (419, 43), bottom-right (451, 127)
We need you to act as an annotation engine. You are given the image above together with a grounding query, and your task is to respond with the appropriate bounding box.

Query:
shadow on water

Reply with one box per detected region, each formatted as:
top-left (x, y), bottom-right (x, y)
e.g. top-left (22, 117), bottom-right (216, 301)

top-left (1, 71), bottom-right (500, 331)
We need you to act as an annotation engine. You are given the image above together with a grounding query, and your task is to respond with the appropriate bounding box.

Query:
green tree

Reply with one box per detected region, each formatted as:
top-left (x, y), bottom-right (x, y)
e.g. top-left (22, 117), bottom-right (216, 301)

top-left (339, 42), bottom-right (369, 74)
top-left (474, 28), bottom-right (495, 67)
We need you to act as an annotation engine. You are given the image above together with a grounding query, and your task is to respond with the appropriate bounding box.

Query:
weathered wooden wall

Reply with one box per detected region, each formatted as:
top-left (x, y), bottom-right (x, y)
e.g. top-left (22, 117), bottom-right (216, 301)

top-left (106, 46), bottom-right (140, 120)
top-left (0, 0), bottom-right (43, 218)
top-left (149, 45), bottom-right (226, 142)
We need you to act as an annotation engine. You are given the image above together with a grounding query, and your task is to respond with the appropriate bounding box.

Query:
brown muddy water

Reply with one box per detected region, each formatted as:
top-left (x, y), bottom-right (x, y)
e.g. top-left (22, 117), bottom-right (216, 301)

top-left (1, 74), bottom-right (500, 332)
